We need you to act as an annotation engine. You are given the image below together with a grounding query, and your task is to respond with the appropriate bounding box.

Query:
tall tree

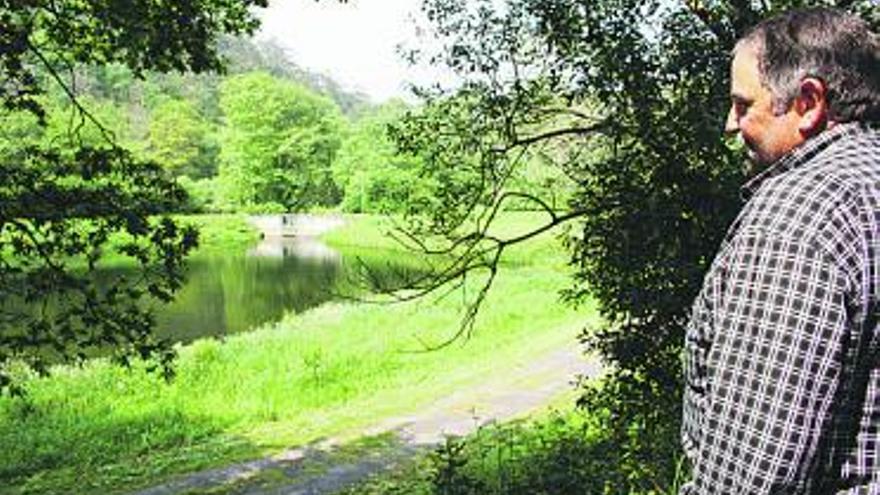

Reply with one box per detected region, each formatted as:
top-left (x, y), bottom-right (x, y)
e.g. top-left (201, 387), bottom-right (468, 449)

top-left (147, 99), bottom-right (214, 178)
top-left (333, 100), bottom-right (429, 213)
top-left (390, 0), bottom-right (878, 490)
top-left (219, 36), bottom-right (369, 116)
top-left (0, 0), bottom-right (268, 393)
top-left (217, 71), bottom-right (344, 212)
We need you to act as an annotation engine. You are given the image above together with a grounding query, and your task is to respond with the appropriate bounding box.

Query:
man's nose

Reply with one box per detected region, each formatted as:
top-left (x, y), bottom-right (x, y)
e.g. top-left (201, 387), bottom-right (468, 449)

top-left (724, 105), bottom-right (739, 135)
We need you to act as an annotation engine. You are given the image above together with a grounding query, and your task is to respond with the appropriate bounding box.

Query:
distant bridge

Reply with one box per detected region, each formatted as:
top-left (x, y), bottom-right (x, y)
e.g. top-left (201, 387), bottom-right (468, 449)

top-left (247, 214), bottom-right (345, 238)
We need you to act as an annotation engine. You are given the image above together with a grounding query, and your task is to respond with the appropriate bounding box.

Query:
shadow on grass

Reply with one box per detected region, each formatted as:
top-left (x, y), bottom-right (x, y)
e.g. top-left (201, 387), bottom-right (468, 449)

top-left (123, 415), bottom-right (615, 495)
top-left (129, 430), bottom-right (429, 495)
top-left (0, 399), bottom-right (263, 495)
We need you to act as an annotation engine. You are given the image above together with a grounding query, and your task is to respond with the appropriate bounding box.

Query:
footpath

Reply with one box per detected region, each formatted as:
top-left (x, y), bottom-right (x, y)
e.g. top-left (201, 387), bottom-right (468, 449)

top-left (131, 344), bottom-right (602, 495)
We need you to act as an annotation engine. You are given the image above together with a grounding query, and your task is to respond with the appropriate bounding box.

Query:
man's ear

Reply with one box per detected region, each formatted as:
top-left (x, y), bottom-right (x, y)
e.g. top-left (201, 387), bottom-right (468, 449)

top-left (796, 77), bottom-right (829, 136)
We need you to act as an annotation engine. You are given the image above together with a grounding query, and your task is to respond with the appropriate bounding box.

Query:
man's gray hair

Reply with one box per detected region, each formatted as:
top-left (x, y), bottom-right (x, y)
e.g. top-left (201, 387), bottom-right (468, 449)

top-left (735, 7), bottom-right (880, 122)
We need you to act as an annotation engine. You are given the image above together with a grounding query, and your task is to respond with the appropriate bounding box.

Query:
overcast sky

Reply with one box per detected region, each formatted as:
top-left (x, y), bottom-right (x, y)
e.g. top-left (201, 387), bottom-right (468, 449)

top-left (255, 0), bottom-right (433, 103)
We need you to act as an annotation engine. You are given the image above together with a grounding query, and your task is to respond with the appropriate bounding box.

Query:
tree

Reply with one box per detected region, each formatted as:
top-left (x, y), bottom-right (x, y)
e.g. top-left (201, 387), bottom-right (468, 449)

top-left (388, 0), bottom-right (878, 490)
top-left (333, 100), bottom-right (430, 213)
top-left (0, 0), bottom-right (269, 393)
top-left (147, 99), bottom-right (213, 178)
top-left (217, 71), bottom-right (344, 212)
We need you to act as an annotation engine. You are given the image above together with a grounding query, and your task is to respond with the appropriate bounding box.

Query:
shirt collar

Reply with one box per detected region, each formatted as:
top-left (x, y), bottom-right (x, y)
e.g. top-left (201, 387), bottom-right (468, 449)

top-left (740, 123), bottom-right (866, 200)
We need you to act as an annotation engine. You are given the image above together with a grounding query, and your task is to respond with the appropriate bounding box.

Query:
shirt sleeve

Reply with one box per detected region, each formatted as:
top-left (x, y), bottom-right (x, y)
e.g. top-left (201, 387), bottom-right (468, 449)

top-left (682, 228), bottom-right (851, 494)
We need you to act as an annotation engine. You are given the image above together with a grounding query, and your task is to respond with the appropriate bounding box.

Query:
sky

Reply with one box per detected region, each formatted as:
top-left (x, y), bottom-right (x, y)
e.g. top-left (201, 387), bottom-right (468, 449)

top-left (255, 0), bottom-right (435, 103)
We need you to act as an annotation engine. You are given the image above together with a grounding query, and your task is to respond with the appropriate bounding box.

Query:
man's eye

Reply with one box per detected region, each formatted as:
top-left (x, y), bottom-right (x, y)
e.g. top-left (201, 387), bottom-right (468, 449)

top-left (733, 99), bottom-right (749, 116)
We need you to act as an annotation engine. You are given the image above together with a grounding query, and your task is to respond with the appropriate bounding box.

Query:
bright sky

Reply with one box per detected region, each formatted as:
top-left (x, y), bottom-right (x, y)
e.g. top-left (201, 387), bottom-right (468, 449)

top-left (255, 0), bottom-right (433, 103)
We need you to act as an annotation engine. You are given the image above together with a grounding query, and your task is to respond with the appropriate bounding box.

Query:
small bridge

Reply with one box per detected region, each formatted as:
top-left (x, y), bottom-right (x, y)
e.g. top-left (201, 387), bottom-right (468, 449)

top-left (247, 214), bottom-right (345, 238)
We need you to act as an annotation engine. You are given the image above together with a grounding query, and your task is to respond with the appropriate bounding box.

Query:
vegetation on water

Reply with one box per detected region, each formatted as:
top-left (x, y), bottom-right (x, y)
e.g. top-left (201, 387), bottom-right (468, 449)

top-left (0, 213), bottom-right (593, 494)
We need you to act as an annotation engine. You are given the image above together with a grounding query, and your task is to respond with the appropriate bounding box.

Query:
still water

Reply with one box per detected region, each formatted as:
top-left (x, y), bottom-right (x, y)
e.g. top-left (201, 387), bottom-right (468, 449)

top-left (151, 236), bottom-right (403, 344)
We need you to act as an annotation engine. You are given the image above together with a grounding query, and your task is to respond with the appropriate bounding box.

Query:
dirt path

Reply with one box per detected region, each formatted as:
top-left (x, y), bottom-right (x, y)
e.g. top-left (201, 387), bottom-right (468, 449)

top-left (131, 344), bottom-right (601, 495)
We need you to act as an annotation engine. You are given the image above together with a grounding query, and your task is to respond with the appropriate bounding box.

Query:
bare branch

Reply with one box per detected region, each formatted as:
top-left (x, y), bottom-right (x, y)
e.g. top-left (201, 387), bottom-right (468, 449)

top-left (25, 41), bottom-right (118, 147)
top-left (539, 106), bottom-right (600, 122)
top-left (491, 122), bottom-right (608, 153)
top-left (349, 193), bottom-right (594, 348)
top-left (408, 249), bottom-right (501, 351)
top-left (495, 191), bottom-right (559, 220)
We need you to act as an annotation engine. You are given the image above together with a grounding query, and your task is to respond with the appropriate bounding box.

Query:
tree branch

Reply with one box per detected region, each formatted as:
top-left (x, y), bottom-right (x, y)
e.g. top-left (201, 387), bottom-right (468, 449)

top-left (25, 40), bottom-right (119, 147)
top-left (492, 121), bottom-right (608, 153)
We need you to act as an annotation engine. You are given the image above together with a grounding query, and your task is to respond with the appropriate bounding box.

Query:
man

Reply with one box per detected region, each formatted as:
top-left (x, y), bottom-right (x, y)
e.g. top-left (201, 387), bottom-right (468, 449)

top-left (682, 7), bottom-right (880, 494)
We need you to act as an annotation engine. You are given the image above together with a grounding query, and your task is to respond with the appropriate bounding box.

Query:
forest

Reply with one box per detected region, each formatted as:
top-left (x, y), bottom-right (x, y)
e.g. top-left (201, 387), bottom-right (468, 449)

top-left (2, 35), bottom-right (564, 217)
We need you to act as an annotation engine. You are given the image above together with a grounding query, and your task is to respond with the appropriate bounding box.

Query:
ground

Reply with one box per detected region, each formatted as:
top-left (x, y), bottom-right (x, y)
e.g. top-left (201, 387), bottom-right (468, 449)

top-left (130, 343), bottom-right (600, 495)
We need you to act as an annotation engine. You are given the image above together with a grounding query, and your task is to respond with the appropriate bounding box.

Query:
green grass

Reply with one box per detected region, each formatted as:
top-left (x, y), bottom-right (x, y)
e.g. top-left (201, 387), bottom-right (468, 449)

top-left (323, 211), bottom-right (570, 269)
top-left (79, 214), bottom-right (260, 269)
top-left (181, 214), bottom-right (261, 256)
top-left (321, 213), bottom-right (403, 251)
top-left (338, 407), bottom-right (628, 495)
top-left (0, 213), bottom-right (594, 494)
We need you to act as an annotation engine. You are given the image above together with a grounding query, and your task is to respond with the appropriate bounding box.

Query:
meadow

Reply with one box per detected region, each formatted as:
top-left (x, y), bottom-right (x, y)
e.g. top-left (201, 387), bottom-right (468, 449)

top-left (0, 212), bottom-right (597, 494)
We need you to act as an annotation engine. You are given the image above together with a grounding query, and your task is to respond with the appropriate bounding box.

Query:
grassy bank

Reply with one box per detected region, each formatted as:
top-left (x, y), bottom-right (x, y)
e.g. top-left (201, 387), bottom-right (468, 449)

top-left (0, 213), bottom-right (595, 494)
top-left (183, 214), bottom-right (261, 255)
top-left (323, 211), bottom-right (570, 281)
top-left (86, 214), bottom-right (259, 269)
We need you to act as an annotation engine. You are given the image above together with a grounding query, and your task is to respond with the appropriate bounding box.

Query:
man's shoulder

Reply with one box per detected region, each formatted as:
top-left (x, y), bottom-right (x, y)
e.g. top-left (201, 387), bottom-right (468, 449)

top-left (742, 125), bottom-right (880, 239)
top-left (810, 124), bottom-right (880, 178)
top-left (763, 125), bottom-right (880, 202)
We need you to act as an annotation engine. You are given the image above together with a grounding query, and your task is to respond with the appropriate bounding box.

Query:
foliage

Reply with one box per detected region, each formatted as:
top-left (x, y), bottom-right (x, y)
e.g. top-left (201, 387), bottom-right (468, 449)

top-left (219, 36), bottom-right (369, 116)
top-left (0, 0), bottom-right (269, 393)
top-left (147, 99), bottom-right (215, 178)
top-left (176, 175), bottom-right (219, 212)
top-left (344, 410), bottom-right (684, 495)
top-left (0, 0), bottom-right (267, 119)
top-left (390, 0), bottom-right (878, 490)
top-left (418, 415), bottom-right (604, 495)
top-left (217, 71), bottom-right (345, 212)
top-left (333, 100), bottom-right (432, 213)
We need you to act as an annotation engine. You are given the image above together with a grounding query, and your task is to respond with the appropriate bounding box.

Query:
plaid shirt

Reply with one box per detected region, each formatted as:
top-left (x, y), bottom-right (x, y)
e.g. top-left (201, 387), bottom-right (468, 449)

top-left (681, 123), bottom-right (880, 494)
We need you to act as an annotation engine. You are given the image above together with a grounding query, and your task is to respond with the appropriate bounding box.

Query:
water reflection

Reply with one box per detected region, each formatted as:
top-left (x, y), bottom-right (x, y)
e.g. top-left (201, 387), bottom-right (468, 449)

top-left (246, 237), bottom-right (342, 262)
top-left (156, 237), bottom-right (345, 343)
top-left (7, 234), bottom-right (421, 358)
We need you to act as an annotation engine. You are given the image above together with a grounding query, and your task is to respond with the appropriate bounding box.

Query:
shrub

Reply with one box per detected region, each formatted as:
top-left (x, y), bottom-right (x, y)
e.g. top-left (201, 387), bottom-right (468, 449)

top-left (345, 409), bottom-right (686, 495)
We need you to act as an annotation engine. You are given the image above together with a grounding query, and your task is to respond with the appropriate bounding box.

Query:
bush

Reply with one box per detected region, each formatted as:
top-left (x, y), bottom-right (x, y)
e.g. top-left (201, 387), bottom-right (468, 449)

top-left (345, 409), bottom-right (684, 495)
top-left (176, 176), bottom-right (218, 213)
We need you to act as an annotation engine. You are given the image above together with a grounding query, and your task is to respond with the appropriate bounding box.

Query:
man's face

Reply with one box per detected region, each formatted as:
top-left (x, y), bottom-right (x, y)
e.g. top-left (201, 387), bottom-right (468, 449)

top-left (725, 44), bottom-right (804, 169)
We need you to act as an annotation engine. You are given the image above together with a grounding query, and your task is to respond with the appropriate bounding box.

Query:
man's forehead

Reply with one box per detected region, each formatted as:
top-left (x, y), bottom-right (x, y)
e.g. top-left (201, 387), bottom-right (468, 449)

top-left (730, 46), bottom-right (763, 96)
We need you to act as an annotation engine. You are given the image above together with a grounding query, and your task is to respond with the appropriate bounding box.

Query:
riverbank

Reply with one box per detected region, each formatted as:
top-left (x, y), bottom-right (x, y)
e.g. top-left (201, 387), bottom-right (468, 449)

top-left (0, 213), bottom-right (594, 494)
top-left (186, 214), bottom-right (263, 255)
